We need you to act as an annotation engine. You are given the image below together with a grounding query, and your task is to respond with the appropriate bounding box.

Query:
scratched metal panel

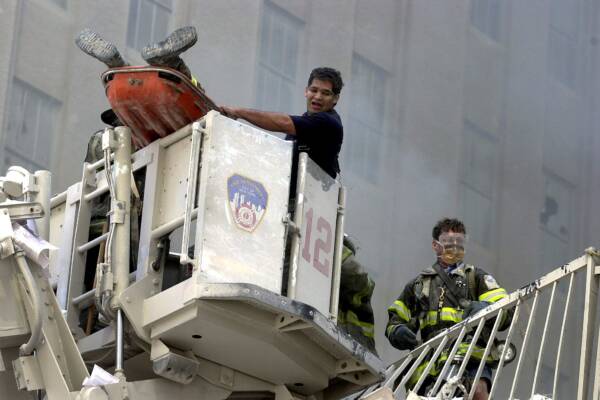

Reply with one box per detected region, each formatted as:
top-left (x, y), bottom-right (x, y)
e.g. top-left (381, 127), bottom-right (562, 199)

top-left (0, 257), bottom-right (30, 345)
top-left (155, 136), bottom-right (192, 228)
top-left (48, 201), bottom-right (66, 285)
top-left (294, 158), bottom-right (340, 316)
top-left (196, 113), bottom-right (293, 294)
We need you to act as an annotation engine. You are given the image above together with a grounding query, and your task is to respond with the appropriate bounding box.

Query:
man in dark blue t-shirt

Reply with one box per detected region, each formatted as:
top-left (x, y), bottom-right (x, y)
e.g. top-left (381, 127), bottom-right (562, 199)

top-left (221, 67), bottom-right (344, 179)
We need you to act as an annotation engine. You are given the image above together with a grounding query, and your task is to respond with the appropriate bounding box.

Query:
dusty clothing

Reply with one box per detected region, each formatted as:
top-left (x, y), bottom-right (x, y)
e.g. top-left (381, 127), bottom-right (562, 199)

top-left (337, 244), bottom-right (376, 353)
top-left (386, 262), bottom-right (511, 391)
top-left (290, 110), bottom-right (343, 178)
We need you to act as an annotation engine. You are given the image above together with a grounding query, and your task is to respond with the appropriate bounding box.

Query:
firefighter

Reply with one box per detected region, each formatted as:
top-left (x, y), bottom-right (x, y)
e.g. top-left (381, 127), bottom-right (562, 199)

top-left (220, 66), bottom-right (344, 180)
top-left (338, 236), bottom-right (377, 353)
top-left (386, 218), bottom-right (511, 400)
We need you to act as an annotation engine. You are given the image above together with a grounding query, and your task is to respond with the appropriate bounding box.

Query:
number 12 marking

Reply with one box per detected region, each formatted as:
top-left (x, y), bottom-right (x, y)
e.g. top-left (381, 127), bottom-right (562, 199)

top-left (301, 207), bottom-right (333, 277)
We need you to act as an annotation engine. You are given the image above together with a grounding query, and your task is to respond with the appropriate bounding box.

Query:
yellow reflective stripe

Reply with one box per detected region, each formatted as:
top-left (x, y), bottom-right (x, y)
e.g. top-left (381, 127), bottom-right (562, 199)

top-left (346, 310), bottom-right (374, 338)
top-left (386, 324), bottom-right (397, 336)
top-left (388, 300), bottom-right (411, 322)
top-left (406, 343), bottom-right (497, 390)
top-left (342, 245), bottom-right (353, 263)
top-left (439, 307), bottom-right (463, 323)
top-left (419, 311), bottom-right (437, 328)
top-left (419, 308), bottom-right (463, 328)
top-left (407, 357), bottom-right (444, 389)
top-left (362, 325), bottom-right (374, 338)
top-left (407, 361), bottom-right (430, 388)
top-left (191, 76), bottom-right (198, 87)
top-left (457, 343), bottom-right (494, 361)
top-left (351, 279), bottom-right (374, 306)
top-left (479, 288), bottom-right (507, 303)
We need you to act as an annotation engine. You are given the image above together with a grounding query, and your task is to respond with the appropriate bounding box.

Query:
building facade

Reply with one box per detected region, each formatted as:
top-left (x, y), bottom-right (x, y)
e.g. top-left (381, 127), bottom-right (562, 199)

top-left (0, 3), bottom-right (599, 386)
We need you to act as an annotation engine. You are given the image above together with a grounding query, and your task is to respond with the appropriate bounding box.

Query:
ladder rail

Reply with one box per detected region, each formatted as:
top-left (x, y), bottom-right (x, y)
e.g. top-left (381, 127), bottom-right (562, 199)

top-left (365, 250), bottom-right (599, 400)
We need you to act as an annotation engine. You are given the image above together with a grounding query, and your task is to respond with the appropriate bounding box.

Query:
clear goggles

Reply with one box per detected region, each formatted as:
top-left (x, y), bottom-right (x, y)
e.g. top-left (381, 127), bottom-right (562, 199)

top-left (435, 232), bottom-right (467, 250)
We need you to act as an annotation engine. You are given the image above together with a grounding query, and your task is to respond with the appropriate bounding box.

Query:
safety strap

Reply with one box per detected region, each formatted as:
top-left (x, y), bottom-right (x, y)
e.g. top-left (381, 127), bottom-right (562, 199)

top-left (432, 263), bottom-right (466, 308)
top-left (466, 265), bottom-right (477, 301)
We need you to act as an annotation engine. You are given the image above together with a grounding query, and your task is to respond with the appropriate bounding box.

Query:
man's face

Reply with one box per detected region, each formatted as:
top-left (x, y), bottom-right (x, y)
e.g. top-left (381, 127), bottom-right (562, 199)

top-left (305, 79), bottom-right (339, 114)
top-left (432, 230), bottom-right (466, 266)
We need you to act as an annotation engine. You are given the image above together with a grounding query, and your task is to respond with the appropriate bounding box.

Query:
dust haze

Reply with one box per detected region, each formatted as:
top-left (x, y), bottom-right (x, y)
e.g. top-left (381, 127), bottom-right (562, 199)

top-left (0, 0), bottom-right (598, 370)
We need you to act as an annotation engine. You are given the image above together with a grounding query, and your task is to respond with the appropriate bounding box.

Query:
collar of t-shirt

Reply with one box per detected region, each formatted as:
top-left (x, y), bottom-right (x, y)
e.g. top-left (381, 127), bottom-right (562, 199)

top-left (301, 109), bottom-right (340, 118)
top-left (445, 261), bottom-right (465, 276)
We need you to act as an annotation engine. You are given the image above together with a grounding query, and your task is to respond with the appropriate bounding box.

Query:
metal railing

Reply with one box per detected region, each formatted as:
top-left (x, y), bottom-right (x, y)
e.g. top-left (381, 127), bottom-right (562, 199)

top-left (362, 248), bottom-right (600, 400)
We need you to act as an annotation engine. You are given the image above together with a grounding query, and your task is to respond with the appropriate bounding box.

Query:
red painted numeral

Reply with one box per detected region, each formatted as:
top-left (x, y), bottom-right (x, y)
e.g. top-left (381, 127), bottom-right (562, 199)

top-left (301, 207), bottom-right (333, 277)
top-left (301, 208), bottom-right (313, 263)
top-left (313, 217), bottom-right (332, 277)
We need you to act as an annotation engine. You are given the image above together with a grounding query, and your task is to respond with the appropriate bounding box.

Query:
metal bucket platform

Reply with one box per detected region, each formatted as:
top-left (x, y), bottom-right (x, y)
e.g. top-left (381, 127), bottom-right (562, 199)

top-left (140, 279), bottom-right (385, 395)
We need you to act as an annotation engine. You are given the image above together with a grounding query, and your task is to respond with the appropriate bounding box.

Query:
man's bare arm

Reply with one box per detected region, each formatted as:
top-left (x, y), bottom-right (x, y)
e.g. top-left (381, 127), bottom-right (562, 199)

top-left (220, 106), bottom-right (296, 135)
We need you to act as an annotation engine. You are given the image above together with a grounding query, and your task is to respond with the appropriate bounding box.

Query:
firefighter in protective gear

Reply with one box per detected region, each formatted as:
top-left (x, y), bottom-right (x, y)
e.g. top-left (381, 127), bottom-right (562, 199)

top-left (338, 236), bottom-right (377, 353)
top-left (385, 218), bottom-right (512, 400)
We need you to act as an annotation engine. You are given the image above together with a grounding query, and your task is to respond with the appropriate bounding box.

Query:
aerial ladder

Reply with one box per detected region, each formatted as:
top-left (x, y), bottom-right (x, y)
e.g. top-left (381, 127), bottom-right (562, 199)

top-left (356, 249), bottom-right (600, 399)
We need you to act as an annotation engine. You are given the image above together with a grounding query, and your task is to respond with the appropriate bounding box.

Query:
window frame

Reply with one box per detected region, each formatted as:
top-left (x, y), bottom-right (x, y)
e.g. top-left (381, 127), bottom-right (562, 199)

top-left (126, 0), bottom-right (173, 52)
top-left (344, 53), bottom-right (388, 183)
top-left (470, 0), bottom-right (502, 42)
top-left (3, 78), bottom-right (62, 172)
top-left (255, 0), bottom-right (304, 113)
top-left (459, 119), bottom-right (499, 248)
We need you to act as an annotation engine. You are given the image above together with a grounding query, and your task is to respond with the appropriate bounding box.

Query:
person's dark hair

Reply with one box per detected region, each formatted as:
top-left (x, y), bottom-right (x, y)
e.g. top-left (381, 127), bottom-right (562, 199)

top-left (308, 67), bottom-right (344, 95)
top-left (432, 218), bottom-right (466, 240)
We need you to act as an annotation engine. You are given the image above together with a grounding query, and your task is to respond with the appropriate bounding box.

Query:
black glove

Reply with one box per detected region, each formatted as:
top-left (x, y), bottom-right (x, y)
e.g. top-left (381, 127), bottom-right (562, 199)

top-left (390, 325), bottom-right (418, 350)
top-left (464, 301), bottom-right (490, 318)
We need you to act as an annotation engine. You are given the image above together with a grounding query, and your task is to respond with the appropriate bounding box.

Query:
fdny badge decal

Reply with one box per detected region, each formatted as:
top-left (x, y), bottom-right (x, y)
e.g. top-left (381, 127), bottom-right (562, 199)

top-left (227, 174), bottom-right (268, 232)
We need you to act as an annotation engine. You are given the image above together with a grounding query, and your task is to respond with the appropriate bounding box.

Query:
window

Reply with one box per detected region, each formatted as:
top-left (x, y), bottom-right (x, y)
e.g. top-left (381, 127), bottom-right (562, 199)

top-left (256, 1), bottom-right (303, 113)
top-left (344, 54), bottom-right (386, 182)
top-left (548, 28), bottom-right (577, 89)
top-left (127, 0), bottom-right (172, 51)
top-left (3, 79), bottom-right (61, 172)
top-left (460, 120), bottom-right (498, 248)
top-left (48, 0), bottom-right (67, 9)
top-left (539, 172), bottom-right (573, 271)
top-left (547, 0), bottom-right (580, 89)
top-left (470, 0), bottom-right (501, 41)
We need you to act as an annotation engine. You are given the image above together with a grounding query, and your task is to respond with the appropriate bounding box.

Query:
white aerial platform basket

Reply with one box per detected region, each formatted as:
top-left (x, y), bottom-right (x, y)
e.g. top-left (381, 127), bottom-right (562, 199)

top-left (37, 111), bottom-right (383, 399)
top-left (192, 111), bottom-right (293, 294)
top-left (176, 112), bottom-right (343, 315)
top-left (167, 111), bottom-right (344, 318)
top-left (126, 112), bottom-right (381, 393)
